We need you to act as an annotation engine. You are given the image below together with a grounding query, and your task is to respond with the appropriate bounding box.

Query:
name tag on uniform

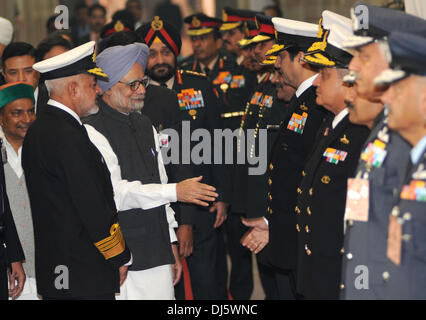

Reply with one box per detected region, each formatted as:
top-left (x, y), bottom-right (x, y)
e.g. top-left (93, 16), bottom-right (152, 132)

top-left (177, 89), bottom-right (205, 110)
top-left (159, 133), bottom-right (169, 148)
top-left (287, 112), bottom-right (308, 134)
top-left (344, 178), bottom-right (369, 222)
top-left (360, 139), bottom-right (388, 168)
top-left (387, 215), bottom-right (402, 265)
top-left (323, 148), bottom-right (348, 164)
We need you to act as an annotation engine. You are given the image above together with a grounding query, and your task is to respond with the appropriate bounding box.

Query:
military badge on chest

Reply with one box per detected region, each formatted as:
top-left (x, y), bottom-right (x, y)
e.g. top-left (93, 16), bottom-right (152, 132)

top-left (323, 148), bottom-right (348, 164)
top-left (230, 75), bottom-right (245, 88)
top-left (360, 138), bottom-right (388, 168)
top-left (287, 111), bottom-right (308, 134)
top-left (213, 71), bottom-right (232, 86)
top-left (400, 164), bottom-right (426, 202)
top-left (177, 88), bottom-right (205, 119)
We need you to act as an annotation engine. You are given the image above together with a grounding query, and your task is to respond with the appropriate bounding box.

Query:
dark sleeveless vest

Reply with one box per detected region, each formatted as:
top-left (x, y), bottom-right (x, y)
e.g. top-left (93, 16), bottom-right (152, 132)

top-left (84, 99), bottom-right (174, 271)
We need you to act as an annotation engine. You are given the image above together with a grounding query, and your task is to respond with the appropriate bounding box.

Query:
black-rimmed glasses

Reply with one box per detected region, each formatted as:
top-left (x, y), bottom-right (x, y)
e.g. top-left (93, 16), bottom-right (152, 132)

top-left (119, 76), bottom-right (150, 91)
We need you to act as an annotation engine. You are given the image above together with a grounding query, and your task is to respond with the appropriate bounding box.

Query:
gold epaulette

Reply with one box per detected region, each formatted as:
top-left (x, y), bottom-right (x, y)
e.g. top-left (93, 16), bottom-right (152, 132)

top-left (221, 111), bottom-right (245, 118)
top-left (182, 70), bottom-right (207, 78)
top-left (94, 223), bottom-right (126, 260)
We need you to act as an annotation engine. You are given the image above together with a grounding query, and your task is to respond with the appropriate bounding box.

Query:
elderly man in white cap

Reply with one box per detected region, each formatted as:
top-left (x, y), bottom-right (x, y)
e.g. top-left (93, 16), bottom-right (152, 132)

top-left (83, 43), bottom-right (218, 300)
top-left (23, 41), bottom-right (132, 300)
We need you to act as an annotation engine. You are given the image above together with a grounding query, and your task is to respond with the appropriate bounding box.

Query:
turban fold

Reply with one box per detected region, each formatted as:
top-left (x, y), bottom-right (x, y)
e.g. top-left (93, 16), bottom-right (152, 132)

top-left (96, 43), bottom-right (149, 93)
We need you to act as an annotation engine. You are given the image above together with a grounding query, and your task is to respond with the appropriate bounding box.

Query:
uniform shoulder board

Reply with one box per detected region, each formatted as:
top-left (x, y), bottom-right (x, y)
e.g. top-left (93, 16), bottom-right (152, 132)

top-left (182, 69), bottom-right (207, 78)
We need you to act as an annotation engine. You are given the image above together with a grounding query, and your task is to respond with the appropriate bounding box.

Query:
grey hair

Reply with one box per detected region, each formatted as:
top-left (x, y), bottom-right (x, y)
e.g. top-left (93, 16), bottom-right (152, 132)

top-left (44, 74), bottom-right (81, 96)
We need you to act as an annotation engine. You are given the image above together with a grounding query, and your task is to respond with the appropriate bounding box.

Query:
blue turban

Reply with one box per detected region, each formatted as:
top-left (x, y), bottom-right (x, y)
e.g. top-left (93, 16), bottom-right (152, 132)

top-left (96, 43), bottom-right (149, 93)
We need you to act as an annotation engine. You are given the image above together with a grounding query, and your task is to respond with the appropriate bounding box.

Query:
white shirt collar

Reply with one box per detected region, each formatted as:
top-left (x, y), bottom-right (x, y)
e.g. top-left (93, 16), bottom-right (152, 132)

top-left (411, 135), bottom-right (426, 165)
top-left (236, 55), bottom-right (244, 66)
top-left (200, 55), bottom-right (219, 73)
top-left (34, 87), bottom-right (39, 112)
top-left (295, 74), bottom-right (319, 98)
top-left (257, 72), bottom-right (268, 84)
top-left (0, 128), bottom-right (23, 178)
top-left (48, 99), bottom-right (82, 125)
top-left (149, 76), bottom-right (175, 90)
top-left (332, 108), bottom-right (349, 129)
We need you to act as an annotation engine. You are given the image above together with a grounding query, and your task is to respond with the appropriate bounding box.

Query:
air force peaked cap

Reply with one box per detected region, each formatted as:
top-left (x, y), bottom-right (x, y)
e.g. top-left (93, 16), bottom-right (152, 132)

top-left (374, 31), bottom-right (426, 85)
top-left (32, 41), bottom-right (108, 81)
top-left (344, 2), bottom-right (426, 49)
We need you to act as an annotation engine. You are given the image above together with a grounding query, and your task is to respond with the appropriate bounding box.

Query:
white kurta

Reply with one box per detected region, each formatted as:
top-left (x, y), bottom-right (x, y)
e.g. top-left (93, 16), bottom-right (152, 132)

top-left (84, 123), bottom-right (178, 300)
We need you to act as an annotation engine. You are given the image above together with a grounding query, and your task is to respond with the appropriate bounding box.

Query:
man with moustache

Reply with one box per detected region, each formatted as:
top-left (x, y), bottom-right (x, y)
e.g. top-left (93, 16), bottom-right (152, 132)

top-left (137, 17), bottom-right (230, 299)
top-left (294, 22), bottom-right (370, 300)
top-left (24, 42), bottom-right (131, 300)
top-left (242, 17), bottom-right (330, 299)
top-left (180, 13), bottom-right (255, 131)
top-left (375, 31), bottom-right (426, 299)
top-left (0, 82), bottom-right (37, 300)
top-left (83, 43), bottom-right (219, 300)
top-left (231, 15), bottom-right (289, 300)
top-left (339, 2), bottom-right (426, 299)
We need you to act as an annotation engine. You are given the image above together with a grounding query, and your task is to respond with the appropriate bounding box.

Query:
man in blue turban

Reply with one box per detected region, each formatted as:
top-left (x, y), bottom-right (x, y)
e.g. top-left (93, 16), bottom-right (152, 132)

top-left (83, 43), bottom-right (219, 299)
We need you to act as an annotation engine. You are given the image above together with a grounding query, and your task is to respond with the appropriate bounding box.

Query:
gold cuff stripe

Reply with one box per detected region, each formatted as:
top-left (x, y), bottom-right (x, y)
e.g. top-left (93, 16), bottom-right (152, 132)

top-left (94, 223), bottom-right (126, 260)
top-left (221, 111), bottom-right (245, 118)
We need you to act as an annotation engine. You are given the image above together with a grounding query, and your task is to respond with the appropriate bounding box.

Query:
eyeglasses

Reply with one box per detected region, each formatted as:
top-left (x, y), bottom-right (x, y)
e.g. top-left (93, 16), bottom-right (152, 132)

top-left (119, 76), bottom-right (150, 91)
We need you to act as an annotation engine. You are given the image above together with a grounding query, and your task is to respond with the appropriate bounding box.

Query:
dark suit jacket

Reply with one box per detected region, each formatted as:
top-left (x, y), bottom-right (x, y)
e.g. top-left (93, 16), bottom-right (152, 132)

top-left (295, 114), bottom-right (370, 299)
top-left (22, 104), bottom-right (131, 298)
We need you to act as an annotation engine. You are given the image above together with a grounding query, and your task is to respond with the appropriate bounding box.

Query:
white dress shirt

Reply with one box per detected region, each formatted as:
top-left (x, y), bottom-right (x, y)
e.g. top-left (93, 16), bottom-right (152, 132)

top-left (200, 55), bottom-right (219, 75)
top-left (332, 108), bottom-right (349, 129)
top-left (295, 74), bottom-right (319, 98)
top-left (85, 124), bottom-right (178, 243)
top-left (0, 129), bottom-right (23, 178)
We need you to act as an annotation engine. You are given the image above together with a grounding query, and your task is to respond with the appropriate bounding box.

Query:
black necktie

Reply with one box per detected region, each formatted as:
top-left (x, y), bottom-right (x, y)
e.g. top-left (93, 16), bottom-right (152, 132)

top-left (160, 82), bottom-right (168, 88)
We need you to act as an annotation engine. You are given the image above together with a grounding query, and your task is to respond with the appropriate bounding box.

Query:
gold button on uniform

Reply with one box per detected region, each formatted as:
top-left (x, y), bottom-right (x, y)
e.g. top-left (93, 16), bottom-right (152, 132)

top-left (269, 163), bottom-right (274, 171)
top-left (296, 224), bottom-right (300, 232)
top-left (309, 188), bottom-right (313, 196)
top-left (305, 225), bottom-right (310, 233)
top-left (297, 188), bottom-right (302, 194)
top-left (268, 192), bottom-right (272, 201)
top-left (302, 170), bottom-right (307, 177)
top-left (307, 206), bottom-right (312, 215)
top-left (321, 175), bottom-right (331, 184)
top-left (295, 206), bottom-right (301, 214)
top-left (340, 247), bottom-right (345, 255)
top-left (305, 244), bottom-right (312, 256)
top-left (268, 178), bottom-right (272, 186)
top-left (340, 284), bottom-right (345, 290)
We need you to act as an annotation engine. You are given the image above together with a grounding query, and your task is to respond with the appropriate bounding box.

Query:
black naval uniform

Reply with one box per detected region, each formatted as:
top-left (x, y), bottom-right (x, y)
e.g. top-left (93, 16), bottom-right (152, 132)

top-left (295, 113), bottom-right (370, 299)
top-left (22, 104), bottom-right (131, 299)
top-left (167, 69), bottom-right (232, 299)
top-left (264, 82), bottom-right (330, 298)
top-left (229, 72), bottom-right (288, 299)
top-left (0, 139), bottom-right (25, 300)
